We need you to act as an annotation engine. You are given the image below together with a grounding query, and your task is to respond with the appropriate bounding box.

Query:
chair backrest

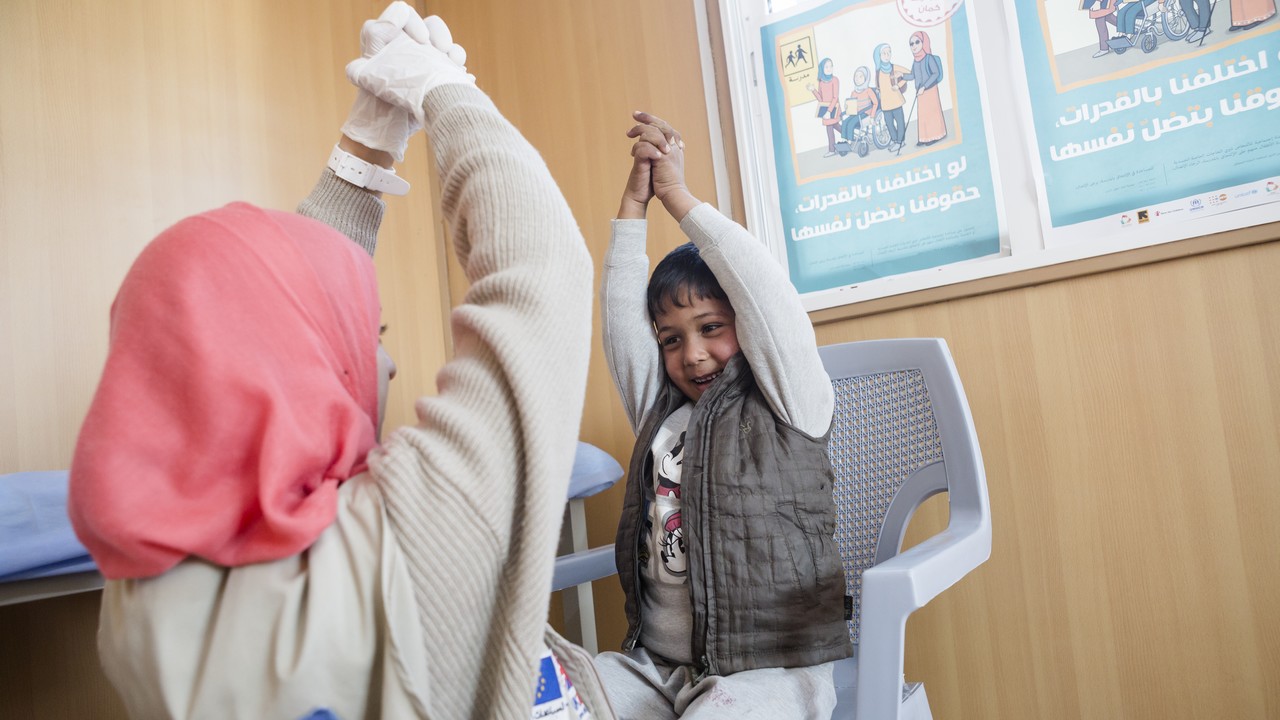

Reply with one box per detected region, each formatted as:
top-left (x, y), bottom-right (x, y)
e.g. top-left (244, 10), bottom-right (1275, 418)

top-left (819, 338), bottom-right (986, 647)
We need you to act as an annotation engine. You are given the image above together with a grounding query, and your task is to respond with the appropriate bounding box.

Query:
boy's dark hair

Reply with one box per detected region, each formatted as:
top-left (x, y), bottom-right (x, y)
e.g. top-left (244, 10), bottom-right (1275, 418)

top-left (646, 242), bottom-right (728, 322)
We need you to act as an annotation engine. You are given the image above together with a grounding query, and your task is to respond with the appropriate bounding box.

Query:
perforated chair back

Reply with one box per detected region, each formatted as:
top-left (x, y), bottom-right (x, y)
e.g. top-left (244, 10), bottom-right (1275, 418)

top-left (819, 338), bottom-right (990, 719)
top-left (827, 360), bottom-right (946, 645)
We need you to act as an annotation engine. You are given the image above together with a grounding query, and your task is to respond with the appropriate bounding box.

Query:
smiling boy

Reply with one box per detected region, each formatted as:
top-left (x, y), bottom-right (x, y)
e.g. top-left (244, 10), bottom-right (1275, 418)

top-left (594, 112), bottom-right (852, 718)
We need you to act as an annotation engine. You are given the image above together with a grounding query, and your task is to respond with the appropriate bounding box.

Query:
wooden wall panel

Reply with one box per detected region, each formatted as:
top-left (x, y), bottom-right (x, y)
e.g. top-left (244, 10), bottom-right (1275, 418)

top-left (4, 1), bottom-right (1278, 718)
top-left (815, 241), bottom-right (1280, 719)
top-left (0, 1), bottom-right (450, 716)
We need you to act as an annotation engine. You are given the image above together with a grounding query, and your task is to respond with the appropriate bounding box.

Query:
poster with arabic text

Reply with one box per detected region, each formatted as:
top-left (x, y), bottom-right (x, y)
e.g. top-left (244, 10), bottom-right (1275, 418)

top-left (759, 0), bottom-right (1005, 295)
top-left (1015, 0), bottom-right (1280, 244)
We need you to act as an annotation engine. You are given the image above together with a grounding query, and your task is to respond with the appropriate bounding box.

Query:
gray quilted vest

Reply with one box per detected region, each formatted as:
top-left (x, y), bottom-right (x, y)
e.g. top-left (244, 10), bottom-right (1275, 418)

top-left (615, 353), bottom-right (852, 675)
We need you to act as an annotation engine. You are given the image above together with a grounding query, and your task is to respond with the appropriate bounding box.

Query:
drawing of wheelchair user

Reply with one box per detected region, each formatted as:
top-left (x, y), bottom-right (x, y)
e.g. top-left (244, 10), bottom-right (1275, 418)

top-left (835, 66), bottom-right (883, 158)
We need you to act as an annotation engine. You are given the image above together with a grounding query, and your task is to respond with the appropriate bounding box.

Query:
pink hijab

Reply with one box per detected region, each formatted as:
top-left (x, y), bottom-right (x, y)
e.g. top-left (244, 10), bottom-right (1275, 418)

top-left (911, 31), bottom-right (932, 61)
top-left (69, 202), bottom-right (381, 579)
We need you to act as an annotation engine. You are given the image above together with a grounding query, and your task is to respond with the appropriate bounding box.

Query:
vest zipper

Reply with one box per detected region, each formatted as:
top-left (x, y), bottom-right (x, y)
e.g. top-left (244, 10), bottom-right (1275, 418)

top-left (625, 438), bottom-right (656, 653)
top-left (690, 388), bottom-right (727, 678)
top-left (693, 655), bottom-right (710, 684)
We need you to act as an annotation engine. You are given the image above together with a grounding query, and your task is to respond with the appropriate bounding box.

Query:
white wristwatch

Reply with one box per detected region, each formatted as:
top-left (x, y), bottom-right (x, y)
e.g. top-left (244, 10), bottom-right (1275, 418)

top-left (327, 145), bottom-right (410, 196)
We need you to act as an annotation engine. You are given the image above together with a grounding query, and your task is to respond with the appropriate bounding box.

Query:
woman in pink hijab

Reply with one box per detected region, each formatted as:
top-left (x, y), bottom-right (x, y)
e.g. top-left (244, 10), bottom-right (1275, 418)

top-left (907, 31), bottom-right (947, 147)
top-left (67, 4), bottom-right (612, 719)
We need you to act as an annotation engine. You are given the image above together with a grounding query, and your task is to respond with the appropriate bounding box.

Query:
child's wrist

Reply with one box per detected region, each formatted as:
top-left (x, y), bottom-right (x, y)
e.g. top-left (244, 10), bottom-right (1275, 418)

top-left (618, 195), bottom-right (649, 220)
top-left (658, 187), bottom-right (699, 222)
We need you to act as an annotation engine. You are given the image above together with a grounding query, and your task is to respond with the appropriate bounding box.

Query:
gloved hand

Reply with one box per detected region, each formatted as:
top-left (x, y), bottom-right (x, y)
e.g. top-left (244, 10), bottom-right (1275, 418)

top-left (346, 9), bottom-right (473, 127)
top-left (340, 1), bottom-right (432, 162)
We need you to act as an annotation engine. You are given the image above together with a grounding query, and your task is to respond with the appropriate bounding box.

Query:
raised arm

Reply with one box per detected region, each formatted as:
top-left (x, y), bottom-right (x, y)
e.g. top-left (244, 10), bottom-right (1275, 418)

top-left (296, 2), bottom-right (422, 253)
top-left (346, 14), bottom-right (593, 718)
top-left (638, 112), bottom-right (834, 437)
top-left (680, 208), bottom-right (833, 436)
top-left (600, 114), bottom-right (683, 433)
top-left (295, 136), bottom-right (390, 254)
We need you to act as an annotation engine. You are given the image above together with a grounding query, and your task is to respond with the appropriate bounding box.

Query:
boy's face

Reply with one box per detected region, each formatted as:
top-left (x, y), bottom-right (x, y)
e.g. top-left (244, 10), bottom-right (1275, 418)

top-left (655, 294), bottom-right (740, 402)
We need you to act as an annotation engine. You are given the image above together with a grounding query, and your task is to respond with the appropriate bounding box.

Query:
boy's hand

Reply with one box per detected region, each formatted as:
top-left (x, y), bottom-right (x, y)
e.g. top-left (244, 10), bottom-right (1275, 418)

top-left (629, 112), bottom-right (700, 221)
top-left (628, 112), bottom-right (686, 199)
top-left (619, 137), bottom-right (655, 219)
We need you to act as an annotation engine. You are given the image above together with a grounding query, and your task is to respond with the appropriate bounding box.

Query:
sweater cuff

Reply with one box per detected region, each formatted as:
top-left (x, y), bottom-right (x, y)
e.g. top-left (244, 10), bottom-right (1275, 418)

top-left (419, 83), bottom-right (502, 170)
top-left (607, 219), bottom-right (648, 263)
top-left (677, 203), bottom-right (729, 251)
top-left (296, 169), bottom-right (386, 257)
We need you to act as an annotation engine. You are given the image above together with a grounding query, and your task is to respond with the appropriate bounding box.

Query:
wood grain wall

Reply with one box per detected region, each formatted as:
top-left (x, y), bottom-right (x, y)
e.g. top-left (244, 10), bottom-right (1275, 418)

top-left (0, 1), bottom-right (450, 716)
top-left (2, 1), bottom-right (1277, 718)
top-left (429, 2), bottom-right (1279, 718)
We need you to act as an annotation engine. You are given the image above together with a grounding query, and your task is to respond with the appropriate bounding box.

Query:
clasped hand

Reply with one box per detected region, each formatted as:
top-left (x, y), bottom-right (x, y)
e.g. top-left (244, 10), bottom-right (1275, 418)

top-left (620, 111), bottom-right (688, 217)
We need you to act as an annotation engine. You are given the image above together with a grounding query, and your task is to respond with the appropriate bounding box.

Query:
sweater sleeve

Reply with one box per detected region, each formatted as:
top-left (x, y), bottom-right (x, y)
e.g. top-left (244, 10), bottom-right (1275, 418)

top-left (600, 219), bottom-right (664, 434)
top-left (295, 169), bottom-right (387, 256)
top-left (366, 83), bottom-right (594, 719)
top-left (680, 204), bottom-right (834, 437)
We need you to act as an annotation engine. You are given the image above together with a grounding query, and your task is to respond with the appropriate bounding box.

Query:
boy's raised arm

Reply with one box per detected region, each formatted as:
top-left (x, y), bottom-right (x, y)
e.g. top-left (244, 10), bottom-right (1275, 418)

top-left (600, 114), bottom-right (681, 433)
top-left (679, 206), bottom-right (834, 437)
top-left (639, 112), bottom-right (834, 437)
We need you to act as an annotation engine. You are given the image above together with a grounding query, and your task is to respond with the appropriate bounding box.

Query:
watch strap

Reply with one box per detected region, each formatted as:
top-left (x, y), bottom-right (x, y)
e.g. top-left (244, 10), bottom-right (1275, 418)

top-left (327, 145), bottom-right (410, 196)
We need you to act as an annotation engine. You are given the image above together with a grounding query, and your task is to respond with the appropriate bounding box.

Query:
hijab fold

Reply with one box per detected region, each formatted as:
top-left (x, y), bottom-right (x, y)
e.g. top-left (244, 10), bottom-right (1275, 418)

top-left (911, 31), bottom-right (932, 61)
top-left (853, 65), bottom-right (871, 92)
top-left (69, 202), bottom-right (381, 579)
top-left (874, 43), bottom-right (894, 74)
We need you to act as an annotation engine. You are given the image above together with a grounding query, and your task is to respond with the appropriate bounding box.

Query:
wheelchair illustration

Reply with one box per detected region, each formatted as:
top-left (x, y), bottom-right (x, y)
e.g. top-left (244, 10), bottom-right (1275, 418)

top-left (1110, 0), bottom-right (1189, 54)
top-left (833, 94), bottom-right (891, 158)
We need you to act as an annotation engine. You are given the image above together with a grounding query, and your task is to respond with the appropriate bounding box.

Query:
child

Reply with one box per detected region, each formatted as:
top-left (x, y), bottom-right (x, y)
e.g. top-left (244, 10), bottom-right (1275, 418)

top-left (593, 112), bottom-right (851, 718)
top-left (68, 5), bottom-right (610, 718)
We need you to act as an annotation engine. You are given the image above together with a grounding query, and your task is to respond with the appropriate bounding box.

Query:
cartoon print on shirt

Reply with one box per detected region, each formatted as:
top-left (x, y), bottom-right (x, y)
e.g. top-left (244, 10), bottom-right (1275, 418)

top-left (657, 436), bottom-right (684, 499)
top-left (660, 509), bottom-right (686, 576)
top-left (657, 435), bottom-right (687, 577)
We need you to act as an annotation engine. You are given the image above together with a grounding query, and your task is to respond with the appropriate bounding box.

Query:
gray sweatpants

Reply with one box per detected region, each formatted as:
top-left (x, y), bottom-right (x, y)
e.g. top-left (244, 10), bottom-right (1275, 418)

top-left (594, 648), bottom-right (836, 720)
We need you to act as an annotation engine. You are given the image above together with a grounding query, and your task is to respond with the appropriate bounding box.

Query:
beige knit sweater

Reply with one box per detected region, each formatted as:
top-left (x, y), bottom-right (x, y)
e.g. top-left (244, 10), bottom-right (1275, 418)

top-left (97, 83), bottom-right (605, 720)
top-left (368, 83), bottom-right (597, 719)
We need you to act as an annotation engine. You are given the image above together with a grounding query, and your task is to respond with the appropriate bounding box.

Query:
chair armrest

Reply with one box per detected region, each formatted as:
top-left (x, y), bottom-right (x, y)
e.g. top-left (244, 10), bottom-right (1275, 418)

top-left (551, 544), bottom-right (616, 592)
top-left (568, 442), bottom-right (625, 500)
top-left (854, 520), bottom-right (990, 720)
top-left (862, 516), bottom-right (991, 612)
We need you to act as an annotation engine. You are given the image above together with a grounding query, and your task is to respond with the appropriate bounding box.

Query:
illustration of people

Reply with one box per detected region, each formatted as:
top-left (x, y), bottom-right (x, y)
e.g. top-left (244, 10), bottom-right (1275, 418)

top-left (908, 31), bottom-right (947, 147)
top-left (806, 58), bottom-right (842, 157)
top-left (1082, 0), bottom-right (1119, 56)
top-left (786, 49), bottom-right (797, 67)
top-left (1228, 0), bottom-right (1274, 30)
top-left (873, 43), bottom-right (911, 153)
top-left (795, 43), bottom-right (808, 64)
top-left (840, 66), bottom-right (879, 144)
top-left (1112, 0), bottom-right (1161, 45)
top-left (1180, 0), bottom-right (1212, 41)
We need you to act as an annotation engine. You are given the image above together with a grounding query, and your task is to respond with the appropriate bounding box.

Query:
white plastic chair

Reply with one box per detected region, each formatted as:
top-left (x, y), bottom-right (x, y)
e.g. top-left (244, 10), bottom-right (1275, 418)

top-left (548, 338), bottom-right (990, 718)
top-left (820, 338), bottom-right (991, 720)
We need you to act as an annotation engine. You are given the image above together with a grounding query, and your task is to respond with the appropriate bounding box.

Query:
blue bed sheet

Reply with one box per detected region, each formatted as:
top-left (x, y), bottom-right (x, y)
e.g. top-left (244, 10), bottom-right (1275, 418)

top-left (0, 471), bottom-right (96, 583)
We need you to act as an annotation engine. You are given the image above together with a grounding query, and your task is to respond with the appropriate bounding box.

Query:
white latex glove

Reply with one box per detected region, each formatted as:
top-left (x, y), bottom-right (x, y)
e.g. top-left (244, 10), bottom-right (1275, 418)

top-left (346, 13), bottom-right (473, 127)
top-left (340, 2), bottom-right (432, 162)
